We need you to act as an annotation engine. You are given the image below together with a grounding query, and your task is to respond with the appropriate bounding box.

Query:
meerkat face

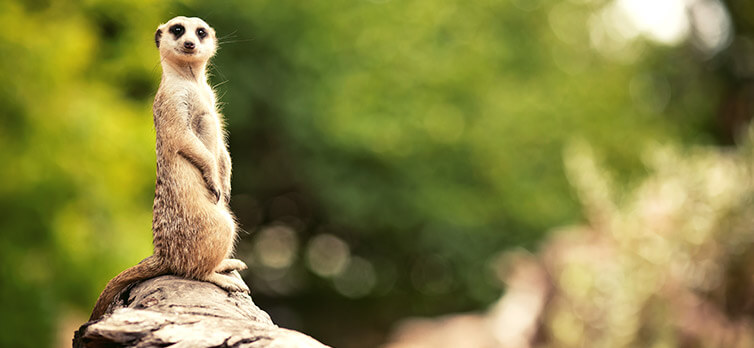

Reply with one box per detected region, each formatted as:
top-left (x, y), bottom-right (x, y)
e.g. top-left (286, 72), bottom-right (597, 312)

top-left (155, 16), bottom-right (216, 64)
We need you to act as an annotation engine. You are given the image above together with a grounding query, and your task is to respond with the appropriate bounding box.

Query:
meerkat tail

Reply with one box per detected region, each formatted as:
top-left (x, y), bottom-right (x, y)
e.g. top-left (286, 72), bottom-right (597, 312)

top-left (89, 255), bottom-right (167, 320)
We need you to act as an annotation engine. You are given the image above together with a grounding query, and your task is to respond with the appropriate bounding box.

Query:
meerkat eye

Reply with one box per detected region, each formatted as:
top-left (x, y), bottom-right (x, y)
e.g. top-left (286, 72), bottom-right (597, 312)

top-left (197, 28), bottom-right (207, 39)
top-left (169, 24), bottom-right (185, 37)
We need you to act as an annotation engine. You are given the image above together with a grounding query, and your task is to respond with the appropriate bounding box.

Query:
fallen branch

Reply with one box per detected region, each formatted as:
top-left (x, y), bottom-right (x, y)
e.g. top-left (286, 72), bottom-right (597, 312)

top-left (73, 275), bottom-right (329, 348)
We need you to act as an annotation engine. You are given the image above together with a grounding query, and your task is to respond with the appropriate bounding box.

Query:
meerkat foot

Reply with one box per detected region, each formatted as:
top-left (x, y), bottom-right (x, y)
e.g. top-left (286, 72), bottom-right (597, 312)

top-left (215, 258), bottom-right (248, 273)
top-left (205, 271), bottom-right (250, 293)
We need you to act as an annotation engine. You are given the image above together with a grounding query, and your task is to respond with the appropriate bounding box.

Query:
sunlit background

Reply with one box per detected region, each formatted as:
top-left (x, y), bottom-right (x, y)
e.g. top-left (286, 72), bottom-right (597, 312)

top-left (2, 0), bottom-right (754, 347)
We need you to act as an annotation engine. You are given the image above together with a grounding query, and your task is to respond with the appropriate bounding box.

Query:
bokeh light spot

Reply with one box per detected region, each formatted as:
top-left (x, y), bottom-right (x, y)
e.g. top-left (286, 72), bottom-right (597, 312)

top-left (616, 0), bottom-right (690, 45)
top-left (333, 256), bottom-right (377, 298)
top-left (688, 0), bottom-right (732, 55)
top-left (306, 234), bottom-right (351, 277)
top-left (253, 224), bottom-right (299, 270)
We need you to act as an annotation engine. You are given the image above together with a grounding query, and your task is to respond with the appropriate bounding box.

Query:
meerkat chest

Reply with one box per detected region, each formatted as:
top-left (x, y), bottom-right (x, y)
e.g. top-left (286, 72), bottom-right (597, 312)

top-left (187, 88), bottom-right (222, 149)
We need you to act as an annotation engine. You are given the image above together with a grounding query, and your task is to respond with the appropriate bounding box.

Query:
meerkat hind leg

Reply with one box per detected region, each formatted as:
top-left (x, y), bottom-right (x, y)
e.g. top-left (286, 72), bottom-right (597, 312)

top-left (215, 258), bottom-right (247, 273)
top-left (206, 259), bottom-right (250, 293)
top-left (205, 271), bottom-right (250, 293)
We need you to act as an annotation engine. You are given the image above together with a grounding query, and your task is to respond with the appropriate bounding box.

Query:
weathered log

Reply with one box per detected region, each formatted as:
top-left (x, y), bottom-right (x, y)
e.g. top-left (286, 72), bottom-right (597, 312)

top-left (73, 274), bottom-right (330, 348)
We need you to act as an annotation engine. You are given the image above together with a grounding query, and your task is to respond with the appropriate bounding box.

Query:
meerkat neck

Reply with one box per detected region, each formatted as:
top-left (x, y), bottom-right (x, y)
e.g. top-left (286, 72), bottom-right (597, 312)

top-left (162, 59), bottom-right (209, 84)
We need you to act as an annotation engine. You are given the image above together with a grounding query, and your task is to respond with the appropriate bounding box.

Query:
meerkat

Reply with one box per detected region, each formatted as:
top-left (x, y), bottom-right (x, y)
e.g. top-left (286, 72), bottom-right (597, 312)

top-left (89, 16), bottom-right (248, 320)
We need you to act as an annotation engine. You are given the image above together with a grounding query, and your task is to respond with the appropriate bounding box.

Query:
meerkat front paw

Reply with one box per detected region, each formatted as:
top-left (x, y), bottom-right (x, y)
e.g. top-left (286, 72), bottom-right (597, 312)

top-left (210, 186), bottom-right (221, 203)
top-left (203, 176), bottom-right (222, 203)
top-left (221, 176), bottom-right (231, 204)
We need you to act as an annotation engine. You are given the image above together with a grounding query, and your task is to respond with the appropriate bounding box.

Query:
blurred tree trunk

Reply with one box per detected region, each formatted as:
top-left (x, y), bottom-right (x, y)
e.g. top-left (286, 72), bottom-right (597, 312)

top-left (73, 275), bottom-right (329, 348)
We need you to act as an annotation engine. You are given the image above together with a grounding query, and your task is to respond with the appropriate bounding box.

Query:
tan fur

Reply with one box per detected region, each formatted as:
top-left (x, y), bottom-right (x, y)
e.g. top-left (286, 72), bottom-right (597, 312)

top-left (90, 16), bottom-right (247, 321)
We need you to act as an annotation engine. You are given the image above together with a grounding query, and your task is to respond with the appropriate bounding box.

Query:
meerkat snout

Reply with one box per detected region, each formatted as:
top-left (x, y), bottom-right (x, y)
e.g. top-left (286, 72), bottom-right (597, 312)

top-left (184, 41), bottom-right (195, 50)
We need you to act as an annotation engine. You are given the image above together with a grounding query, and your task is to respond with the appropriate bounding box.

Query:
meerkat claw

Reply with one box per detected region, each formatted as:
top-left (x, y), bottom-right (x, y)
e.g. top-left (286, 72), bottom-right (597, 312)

top-left (212, 188), bottom-right (221, 203)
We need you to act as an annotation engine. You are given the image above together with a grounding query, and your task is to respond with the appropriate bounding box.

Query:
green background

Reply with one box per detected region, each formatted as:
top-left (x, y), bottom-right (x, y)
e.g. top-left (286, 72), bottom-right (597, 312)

top-left (1, 0), bottom-right (752, 347)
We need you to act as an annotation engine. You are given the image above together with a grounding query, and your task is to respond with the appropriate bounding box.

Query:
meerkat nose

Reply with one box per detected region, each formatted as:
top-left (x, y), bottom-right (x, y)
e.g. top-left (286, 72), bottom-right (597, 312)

top-left (184, 41), bottom-right (195, 50)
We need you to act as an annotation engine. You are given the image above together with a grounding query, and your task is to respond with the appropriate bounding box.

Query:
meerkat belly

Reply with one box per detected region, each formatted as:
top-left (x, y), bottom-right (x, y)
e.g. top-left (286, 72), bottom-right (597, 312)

top-left (154, 176), bottom-right (233, 277)
top-left (153, 154), bottom-right (234, 277)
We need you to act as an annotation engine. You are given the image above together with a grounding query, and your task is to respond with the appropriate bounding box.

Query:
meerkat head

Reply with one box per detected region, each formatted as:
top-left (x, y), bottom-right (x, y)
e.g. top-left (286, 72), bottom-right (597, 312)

top-left (155, 16), bottom-right (216, 64)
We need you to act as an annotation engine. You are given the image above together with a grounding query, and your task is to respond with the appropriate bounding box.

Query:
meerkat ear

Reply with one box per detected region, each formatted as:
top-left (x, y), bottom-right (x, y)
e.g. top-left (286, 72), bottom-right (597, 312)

top-left (155, 29), bottom-right (162, 48)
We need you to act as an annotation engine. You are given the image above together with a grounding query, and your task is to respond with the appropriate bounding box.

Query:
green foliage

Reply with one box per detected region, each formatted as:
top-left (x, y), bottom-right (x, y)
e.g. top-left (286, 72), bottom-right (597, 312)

top-left (0, 1), bottom-right (165, 346)
top-left (0, 0), bottom-right (747, 347)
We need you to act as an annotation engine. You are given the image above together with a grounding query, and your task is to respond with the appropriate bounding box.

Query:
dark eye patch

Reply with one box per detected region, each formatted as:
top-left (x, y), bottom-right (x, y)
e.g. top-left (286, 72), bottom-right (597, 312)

top-left (196, 28), bottom-right (207, 40)
top-left (169, 24), bottom-right (185, 39)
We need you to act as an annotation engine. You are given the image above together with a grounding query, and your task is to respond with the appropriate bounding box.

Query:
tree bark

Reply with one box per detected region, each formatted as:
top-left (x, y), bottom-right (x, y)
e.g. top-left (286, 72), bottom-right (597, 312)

top-left (73, 274), bottom-right (330, 348)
